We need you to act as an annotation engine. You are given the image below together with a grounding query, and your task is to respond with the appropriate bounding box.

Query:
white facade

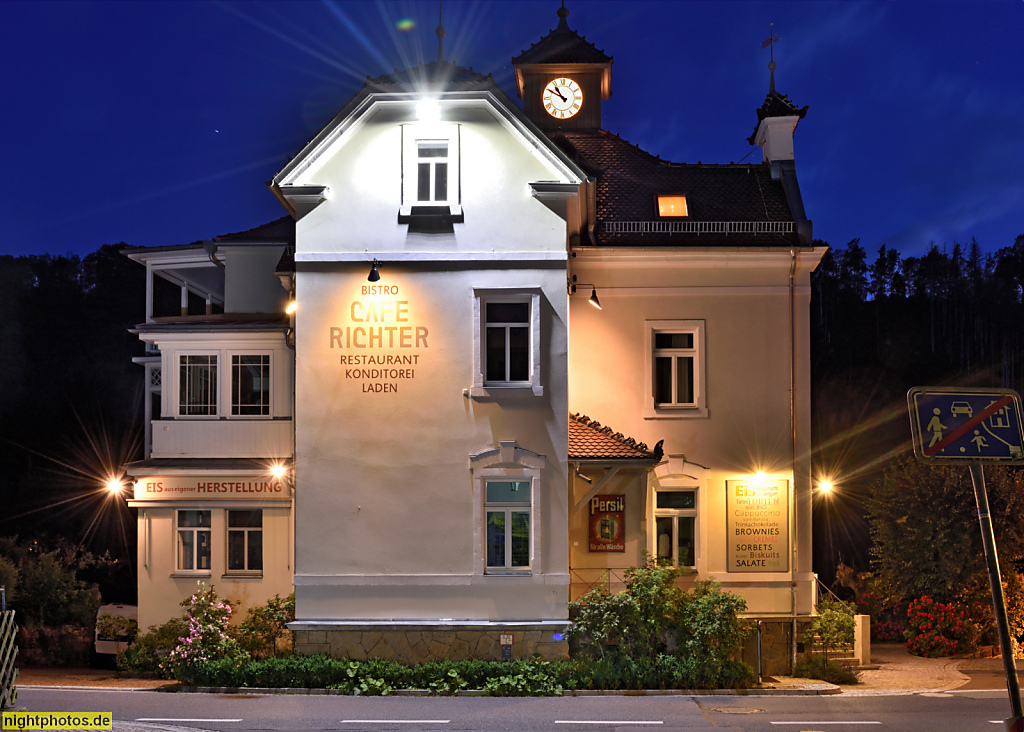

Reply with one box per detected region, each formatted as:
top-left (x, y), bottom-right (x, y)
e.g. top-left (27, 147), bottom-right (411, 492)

top-left (275, 89), bottom-right (585, 629)
top-left (125, 242), bottom-right (296, 632)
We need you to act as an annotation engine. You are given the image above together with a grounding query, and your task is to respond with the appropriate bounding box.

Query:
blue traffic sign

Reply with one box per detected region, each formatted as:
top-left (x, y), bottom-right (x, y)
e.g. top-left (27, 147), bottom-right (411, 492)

top-left (908, 387), bottom-right (1024, 463)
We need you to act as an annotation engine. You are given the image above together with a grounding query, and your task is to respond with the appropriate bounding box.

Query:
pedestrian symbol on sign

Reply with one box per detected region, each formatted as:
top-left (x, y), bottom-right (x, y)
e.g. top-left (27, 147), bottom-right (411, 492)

top-left (908, 387), bottom-right (1024, 464)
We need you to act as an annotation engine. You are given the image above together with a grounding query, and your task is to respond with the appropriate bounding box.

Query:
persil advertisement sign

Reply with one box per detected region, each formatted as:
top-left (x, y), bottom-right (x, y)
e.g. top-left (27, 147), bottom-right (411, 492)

top-left (588, 495), bottom-right (625, 552)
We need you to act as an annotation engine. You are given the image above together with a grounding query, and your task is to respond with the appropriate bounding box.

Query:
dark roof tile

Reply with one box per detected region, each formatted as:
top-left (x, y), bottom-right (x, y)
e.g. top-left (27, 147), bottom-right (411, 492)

top-left (553, 130), bottom-right (798, 246)
top-left (747, 90), bottom-right (808, 144)
top-left (569, 413), bottom-right (662, 461)
top-left (512, 6), bottom-right (612, 65)
top-left (215, 216), bottom-right (295, 244)
top-left (367, 61), bottom-right (491, 88)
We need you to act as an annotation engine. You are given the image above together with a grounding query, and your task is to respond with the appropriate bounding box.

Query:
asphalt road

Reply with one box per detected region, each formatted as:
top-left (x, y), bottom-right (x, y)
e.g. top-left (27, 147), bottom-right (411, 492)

top-left (11, 687), bottom-right (1022, 731)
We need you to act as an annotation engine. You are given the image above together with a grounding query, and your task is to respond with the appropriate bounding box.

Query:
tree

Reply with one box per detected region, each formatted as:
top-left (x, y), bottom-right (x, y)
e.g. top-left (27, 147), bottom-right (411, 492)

top-left (866, 456), bottom-right (1024, 603)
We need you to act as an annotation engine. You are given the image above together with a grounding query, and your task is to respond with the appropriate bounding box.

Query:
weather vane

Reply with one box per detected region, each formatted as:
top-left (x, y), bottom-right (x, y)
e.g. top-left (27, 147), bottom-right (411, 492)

top-left (761, 23), bottom-right (781, 92)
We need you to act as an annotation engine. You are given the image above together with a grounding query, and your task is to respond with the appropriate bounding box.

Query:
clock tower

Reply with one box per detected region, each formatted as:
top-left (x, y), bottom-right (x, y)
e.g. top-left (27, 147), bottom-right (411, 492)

top-left (512, 3), bottom-right (612, 131)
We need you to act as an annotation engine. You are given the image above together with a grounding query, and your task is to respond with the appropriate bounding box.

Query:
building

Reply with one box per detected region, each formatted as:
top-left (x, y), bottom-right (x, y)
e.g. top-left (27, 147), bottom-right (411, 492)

top-left (124, 5), bottom-right (825, 672)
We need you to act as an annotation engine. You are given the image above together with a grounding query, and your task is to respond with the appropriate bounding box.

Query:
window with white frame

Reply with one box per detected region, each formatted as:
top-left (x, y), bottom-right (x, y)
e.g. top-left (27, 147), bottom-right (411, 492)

top-left (416, 141), bottom-right (448, 203)
top-left (654, 490), bottom-right (696, 568)
top-left (472, 290), bottom-right (543, 396)
top-left (486, 302), bottom-right (530, 384)
top-left (644, 320), bottom-right (706, 417)
top-left (401, 124), bottom-right (460, 210)
top-left (231, 355), bottom-right (270, 416)
top-left (227, 510), bottom-right (263, 572)
top-left (176, 510), bottom-right (211, 572)
top-left (179, 355), bottom-right (217, 416)
top-left (485, 479), bottom-right (531, 571)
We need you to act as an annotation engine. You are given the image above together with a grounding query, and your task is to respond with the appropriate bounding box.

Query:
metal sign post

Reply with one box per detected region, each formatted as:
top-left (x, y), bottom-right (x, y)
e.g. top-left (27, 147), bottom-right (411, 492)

top-left (969, 463), bottom-right (1024, 728)
top-left (909, 387), bottom-right (1024, 732)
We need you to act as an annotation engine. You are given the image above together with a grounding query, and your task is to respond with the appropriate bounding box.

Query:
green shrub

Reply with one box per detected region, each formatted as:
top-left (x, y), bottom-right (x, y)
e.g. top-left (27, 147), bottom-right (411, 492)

top-left (15, 551), bottom-right (100, 626)
top-left (802, 596), bottom-right (856, 663)
top-left (117, 617), bottom-right (187, 677)
top-left (234, 593), bottom-right (295, 659)
top-left (565, 561), bottom-right (754, 687)
top-left (565, 559), bottom-right (685, 660)
top-left (176, 652), bottom-right (752, 692)
top-left (794, 656), bottom-right (859, 685)
top-left (675, 579), bottom-right (752, 678)
top-left (0, 556), bottom-right (17, 607)
top-left (482, 660), bottom-right (562, 696)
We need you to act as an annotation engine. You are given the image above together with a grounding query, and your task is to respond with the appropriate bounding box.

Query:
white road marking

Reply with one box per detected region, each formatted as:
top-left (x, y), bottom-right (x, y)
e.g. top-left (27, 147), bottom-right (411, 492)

top-left (770, 723), bottom-right (882, 726)
top-left (555, 723), bottom-right (663, 726)
top-left (341, 721), bottom-right (450, 725)
top-left (136, 719), bottom-right (243, 723)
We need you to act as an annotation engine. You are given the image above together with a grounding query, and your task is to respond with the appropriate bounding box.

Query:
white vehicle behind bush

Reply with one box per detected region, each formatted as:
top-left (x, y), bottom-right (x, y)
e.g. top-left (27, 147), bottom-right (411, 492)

top-left (94, 603), bottom-right (138, 656)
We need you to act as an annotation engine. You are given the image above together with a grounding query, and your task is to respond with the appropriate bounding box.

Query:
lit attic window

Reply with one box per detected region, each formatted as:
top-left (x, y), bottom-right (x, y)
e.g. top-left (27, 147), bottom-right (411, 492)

top-left (657, 195), bottom-right (689, 217)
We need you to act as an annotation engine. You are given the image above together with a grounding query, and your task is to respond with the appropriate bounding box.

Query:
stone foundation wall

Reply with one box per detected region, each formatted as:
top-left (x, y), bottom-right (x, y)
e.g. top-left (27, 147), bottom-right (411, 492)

top-left (294, 624), bottom-right (568, 665)
top-left (740, 619), bottom-right (814, 676)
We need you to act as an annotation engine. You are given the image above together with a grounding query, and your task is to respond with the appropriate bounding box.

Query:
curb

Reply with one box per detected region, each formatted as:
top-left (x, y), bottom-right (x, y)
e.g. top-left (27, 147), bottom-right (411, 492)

top-left (16, 685), bottom-right (177, 692)
top-left (171, 684), bottom-right (841, 697)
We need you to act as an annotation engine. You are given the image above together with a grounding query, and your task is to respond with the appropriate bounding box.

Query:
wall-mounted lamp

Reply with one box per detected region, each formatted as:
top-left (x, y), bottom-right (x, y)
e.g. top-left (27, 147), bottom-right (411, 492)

top-left (269, 464), bottom-right (288, 480)
top-left (285, 300), bottom-right (298, 315)
top-left (569, 276), bottom-right (602, 310)
top-left (416, 99), bottom-right (440, 122)
top-left (368, 259), bottom-right (382, 282)
top-left (105, 475), bottom-right (135, 495)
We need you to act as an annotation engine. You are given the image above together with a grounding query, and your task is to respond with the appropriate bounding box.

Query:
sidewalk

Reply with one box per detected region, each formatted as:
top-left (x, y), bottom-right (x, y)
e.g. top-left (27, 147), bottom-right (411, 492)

top-left (11, 645), bottom-right (1023, 696)
top-left (839, 643), bottom-right (970, 696)
top-left (14, 667), bottom-right (169, 690)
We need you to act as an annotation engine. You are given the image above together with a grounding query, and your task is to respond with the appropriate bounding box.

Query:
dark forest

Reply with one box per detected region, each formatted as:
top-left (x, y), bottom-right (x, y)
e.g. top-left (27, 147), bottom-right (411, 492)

top-left (2, 233), bottom-right (1023, 601)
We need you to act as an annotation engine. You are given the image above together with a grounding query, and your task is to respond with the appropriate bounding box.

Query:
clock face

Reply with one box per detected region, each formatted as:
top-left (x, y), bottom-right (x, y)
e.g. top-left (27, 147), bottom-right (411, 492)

top-left (542, 77), bottom-right (583, 119)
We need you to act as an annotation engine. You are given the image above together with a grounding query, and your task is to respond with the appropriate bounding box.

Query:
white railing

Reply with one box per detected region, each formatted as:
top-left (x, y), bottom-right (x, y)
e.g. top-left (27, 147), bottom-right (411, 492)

top-left (603, 221), bottom-right (794, 235)
top-left (151, 419), bottom-right (293, 458)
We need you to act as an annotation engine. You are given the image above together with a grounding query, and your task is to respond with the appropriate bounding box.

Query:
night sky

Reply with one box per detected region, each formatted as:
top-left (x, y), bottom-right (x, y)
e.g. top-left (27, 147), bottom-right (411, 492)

top-left (3, 1), bottom-right (1021, 259)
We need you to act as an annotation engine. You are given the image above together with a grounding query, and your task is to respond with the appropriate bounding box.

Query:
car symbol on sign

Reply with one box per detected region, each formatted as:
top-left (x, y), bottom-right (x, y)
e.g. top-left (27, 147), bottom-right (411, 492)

top-left (950, 401), bottom-right (973, 418)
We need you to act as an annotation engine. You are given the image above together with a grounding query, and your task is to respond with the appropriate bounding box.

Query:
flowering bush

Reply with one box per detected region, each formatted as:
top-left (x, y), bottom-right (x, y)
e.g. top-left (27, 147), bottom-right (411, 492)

top-left (872, 619), bottom-right (906, 643)
top-left (162, 583), bottom-right (249, 681)
top-left (903, 595), bottom-right (979, 658)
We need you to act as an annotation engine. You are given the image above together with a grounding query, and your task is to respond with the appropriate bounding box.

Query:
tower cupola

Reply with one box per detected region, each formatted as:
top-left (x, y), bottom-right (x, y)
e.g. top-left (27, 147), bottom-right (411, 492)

top-left (511, 2), bottom-right (612, 130)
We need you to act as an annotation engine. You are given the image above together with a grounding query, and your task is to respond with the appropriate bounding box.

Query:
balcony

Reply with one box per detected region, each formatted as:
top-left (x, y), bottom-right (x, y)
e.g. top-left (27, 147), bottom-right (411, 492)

top-left (151, 418), bottom-right (292, 459)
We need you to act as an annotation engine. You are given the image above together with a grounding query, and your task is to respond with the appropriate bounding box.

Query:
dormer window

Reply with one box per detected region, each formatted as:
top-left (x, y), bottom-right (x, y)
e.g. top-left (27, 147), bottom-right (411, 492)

top-left (400, 124), bottom-right (462, 223)
top-left (657, 195), bottom-right (689, 218)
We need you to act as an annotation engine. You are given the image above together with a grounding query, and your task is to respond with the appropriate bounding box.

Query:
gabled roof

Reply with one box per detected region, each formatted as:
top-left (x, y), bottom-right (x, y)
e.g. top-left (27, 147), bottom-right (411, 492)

top-left (366, 60), bottom-right (492, 88)
top-left (271, 58), bottom-right (587, 206)
top-left (553, 130), bottom-right (799, 246)
top-left (512, 5), bottom-right (612, 65)
top-left (569, 413), bottom-right (662, 461)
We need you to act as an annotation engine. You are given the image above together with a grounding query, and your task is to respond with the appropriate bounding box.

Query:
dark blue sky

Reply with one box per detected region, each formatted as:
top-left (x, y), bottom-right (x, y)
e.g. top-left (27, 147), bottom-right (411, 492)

top-left (3, 1), bottom-right (1021, 260)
